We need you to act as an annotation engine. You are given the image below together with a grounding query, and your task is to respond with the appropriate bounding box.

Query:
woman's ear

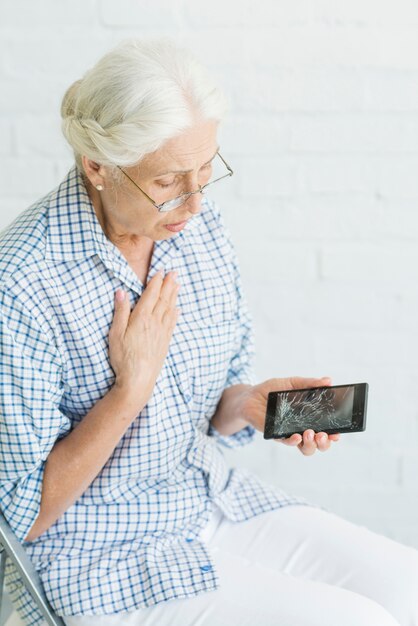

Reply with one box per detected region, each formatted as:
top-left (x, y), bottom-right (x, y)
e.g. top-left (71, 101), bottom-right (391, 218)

top-left (81, 156), bottom-right (106, 188)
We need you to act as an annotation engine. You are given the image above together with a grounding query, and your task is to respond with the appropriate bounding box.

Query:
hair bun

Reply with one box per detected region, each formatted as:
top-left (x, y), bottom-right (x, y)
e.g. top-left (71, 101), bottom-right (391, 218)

top-left (61, 79), bottom-right (83, 119)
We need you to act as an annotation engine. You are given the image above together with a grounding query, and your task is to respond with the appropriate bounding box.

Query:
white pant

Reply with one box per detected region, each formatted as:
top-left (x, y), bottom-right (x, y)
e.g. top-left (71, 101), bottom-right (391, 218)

top-left (6, 504), bottom-right (418, 626)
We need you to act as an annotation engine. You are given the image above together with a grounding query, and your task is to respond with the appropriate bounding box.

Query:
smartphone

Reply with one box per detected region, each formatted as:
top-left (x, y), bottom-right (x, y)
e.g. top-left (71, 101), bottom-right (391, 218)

top-left (264, 382), bottom-right (368, 439)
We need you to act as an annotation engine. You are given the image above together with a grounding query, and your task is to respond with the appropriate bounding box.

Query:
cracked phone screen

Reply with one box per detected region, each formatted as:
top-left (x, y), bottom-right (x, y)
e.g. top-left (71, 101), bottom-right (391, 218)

top-left (274, 386), bottom-right (355, 434)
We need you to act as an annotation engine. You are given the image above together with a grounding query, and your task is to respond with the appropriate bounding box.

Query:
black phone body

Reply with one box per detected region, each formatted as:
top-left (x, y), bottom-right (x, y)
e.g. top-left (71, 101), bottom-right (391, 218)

top-left (264, 383), bottom-right (368, 439)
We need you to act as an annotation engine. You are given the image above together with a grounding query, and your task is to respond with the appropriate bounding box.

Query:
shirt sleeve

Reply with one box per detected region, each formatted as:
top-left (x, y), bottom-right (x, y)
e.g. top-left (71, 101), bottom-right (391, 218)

top-left (207, 203), bottom-right (257, 449)
top-left (0, 291), bottom-right (70, 542)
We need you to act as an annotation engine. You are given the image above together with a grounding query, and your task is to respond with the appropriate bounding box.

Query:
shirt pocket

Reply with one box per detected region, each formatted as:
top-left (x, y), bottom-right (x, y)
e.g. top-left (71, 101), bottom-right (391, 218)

top-left (166, 275), bottom-right (238, 417)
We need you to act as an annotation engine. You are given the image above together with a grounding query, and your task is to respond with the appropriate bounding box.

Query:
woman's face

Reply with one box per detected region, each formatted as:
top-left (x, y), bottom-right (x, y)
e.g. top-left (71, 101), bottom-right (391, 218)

top-left (84, 119), bottom-right (219, 246)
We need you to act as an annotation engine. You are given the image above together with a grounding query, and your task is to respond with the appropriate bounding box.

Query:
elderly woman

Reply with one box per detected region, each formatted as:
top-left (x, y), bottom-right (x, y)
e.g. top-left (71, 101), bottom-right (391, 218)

top-left (1, 39), bottom-right (418, 626)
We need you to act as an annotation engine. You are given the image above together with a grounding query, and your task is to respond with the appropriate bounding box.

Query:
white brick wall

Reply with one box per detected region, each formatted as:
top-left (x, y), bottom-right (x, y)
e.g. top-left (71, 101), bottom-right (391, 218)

top-left (1, 0), bottom-right (418, 549)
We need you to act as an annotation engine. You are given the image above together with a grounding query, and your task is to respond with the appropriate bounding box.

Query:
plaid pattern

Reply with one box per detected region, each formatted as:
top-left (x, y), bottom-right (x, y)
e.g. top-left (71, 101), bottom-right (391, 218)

top-left (0, 166), bottom-right (302, 625)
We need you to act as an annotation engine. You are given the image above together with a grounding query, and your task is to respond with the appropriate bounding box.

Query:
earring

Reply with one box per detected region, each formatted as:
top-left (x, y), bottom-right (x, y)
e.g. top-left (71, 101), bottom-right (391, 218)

top-left (96, 184), bottom-right (103, 191)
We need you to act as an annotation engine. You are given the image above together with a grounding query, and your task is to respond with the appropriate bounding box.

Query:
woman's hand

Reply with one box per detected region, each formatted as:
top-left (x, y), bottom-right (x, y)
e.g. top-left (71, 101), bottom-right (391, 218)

top-left (108, 270), bottom-right (180, 409)
top-left (240, 376), bottom-right (340, 456)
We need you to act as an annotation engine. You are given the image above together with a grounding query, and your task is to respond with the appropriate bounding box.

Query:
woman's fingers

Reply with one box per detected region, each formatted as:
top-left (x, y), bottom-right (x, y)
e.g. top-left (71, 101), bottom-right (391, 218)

top-left (276, 433), bottom-right (302, 446)
top-left (109, 289), bottom-right (131, 339)
top-left (297, 429), bottom-right (317, 456)
top-left (328, 433), bottom-right (340, 442)
top-left (289, 376), bottom-right (332, 389)
top-left (314, 432), bottom-right (331, 452)
top-left (276, 430), bottom-right (340, 455)
top-left (162, 282), bottom-right (181, 324)
top-left (131, 269), bottom-right (166, 316)
top-left (127, 270), bottom-right (179, 321)
top-left (153, 271), bottom-right (180, 318)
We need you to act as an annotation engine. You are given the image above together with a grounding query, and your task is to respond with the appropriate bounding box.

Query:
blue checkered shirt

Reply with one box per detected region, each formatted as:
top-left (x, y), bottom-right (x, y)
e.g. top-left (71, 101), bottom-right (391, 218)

top-left (0, 166), bottom-right (302, 625)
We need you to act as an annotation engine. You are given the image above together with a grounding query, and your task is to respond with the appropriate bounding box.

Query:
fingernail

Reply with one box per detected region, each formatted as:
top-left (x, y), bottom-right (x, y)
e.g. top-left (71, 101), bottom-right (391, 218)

top-left (307, 431), bottom-right (314, 441)
top-left (116, 289), bottom-right (125, 302)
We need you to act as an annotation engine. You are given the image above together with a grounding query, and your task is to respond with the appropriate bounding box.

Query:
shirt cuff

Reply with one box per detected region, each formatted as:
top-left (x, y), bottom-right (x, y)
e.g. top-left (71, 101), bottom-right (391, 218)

top-left (225, 369), bottom-right (255, 389)
top-left (0, 461), bottom-right (44, 542)
top-left (207, 422), bottom-right (256, 449)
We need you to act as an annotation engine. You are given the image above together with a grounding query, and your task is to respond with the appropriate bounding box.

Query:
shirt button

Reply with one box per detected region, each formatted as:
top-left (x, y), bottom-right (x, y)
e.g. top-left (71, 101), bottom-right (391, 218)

top-left (200, 565), bottom-right (212, 572)
top-left (185, 537), bottom-right (193, 543)
top-left (185, 394), bottom-right (192, 403)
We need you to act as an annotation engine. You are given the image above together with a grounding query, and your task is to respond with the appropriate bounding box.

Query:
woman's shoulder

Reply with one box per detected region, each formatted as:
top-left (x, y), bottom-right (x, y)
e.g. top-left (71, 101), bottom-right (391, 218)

top-left (0, 176), bottom-right (66, 290)
top-left (0, 201), bottom-right (49, 289)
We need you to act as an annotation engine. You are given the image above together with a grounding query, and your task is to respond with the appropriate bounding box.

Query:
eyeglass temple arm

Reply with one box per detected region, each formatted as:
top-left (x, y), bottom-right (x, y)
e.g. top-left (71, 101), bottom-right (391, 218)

top-left (116, 165), bottom-right (156, 205)
top-left (217, 151), bottom-right (234, 175)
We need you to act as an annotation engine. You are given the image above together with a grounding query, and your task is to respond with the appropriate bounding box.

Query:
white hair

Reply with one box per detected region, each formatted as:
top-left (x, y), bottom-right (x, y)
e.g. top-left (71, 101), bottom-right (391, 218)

top-left (60, 38), bottom-right (227, 172)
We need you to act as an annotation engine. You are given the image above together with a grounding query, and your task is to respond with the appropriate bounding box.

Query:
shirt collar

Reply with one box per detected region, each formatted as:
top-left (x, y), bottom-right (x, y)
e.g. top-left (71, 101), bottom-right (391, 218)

top-left (44, 165), bottom-right (204, 265)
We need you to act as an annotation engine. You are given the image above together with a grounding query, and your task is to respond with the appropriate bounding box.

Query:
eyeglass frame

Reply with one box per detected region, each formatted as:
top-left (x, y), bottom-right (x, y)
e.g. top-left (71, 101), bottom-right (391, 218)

top-left (116, 151), bottom-right (233, 213)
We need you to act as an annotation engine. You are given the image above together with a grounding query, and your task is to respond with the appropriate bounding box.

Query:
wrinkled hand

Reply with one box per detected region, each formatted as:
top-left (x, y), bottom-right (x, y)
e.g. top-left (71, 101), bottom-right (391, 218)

top-left (240, 376), bottom-right (340, 456)
top-left (109, 269), bottom-right (180, 409)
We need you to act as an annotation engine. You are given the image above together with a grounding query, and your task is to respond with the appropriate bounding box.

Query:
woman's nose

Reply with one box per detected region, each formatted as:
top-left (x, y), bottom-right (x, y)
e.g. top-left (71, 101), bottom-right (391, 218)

top-left (185, 190), bottom-right (203, 215)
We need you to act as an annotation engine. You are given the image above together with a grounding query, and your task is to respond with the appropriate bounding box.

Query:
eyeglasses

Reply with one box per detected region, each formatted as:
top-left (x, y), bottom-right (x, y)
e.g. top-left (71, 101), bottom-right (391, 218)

top-left (116, 151), bottom-right (233, 213)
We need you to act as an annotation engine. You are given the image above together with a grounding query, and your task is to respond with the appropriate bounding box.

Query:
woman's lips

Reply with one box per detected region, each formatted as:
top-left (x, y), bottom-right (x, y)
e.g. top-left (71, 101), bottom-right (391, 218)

top-left (164, 220), bottom-right (188, 232)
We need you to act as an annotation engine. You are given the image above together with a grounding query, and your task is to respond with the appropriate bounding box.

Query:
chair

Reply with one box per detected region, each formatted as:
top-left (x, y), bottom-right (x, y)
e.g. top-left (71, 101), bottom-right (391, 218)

top-left (0, 511), bottom-right (65, 626)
